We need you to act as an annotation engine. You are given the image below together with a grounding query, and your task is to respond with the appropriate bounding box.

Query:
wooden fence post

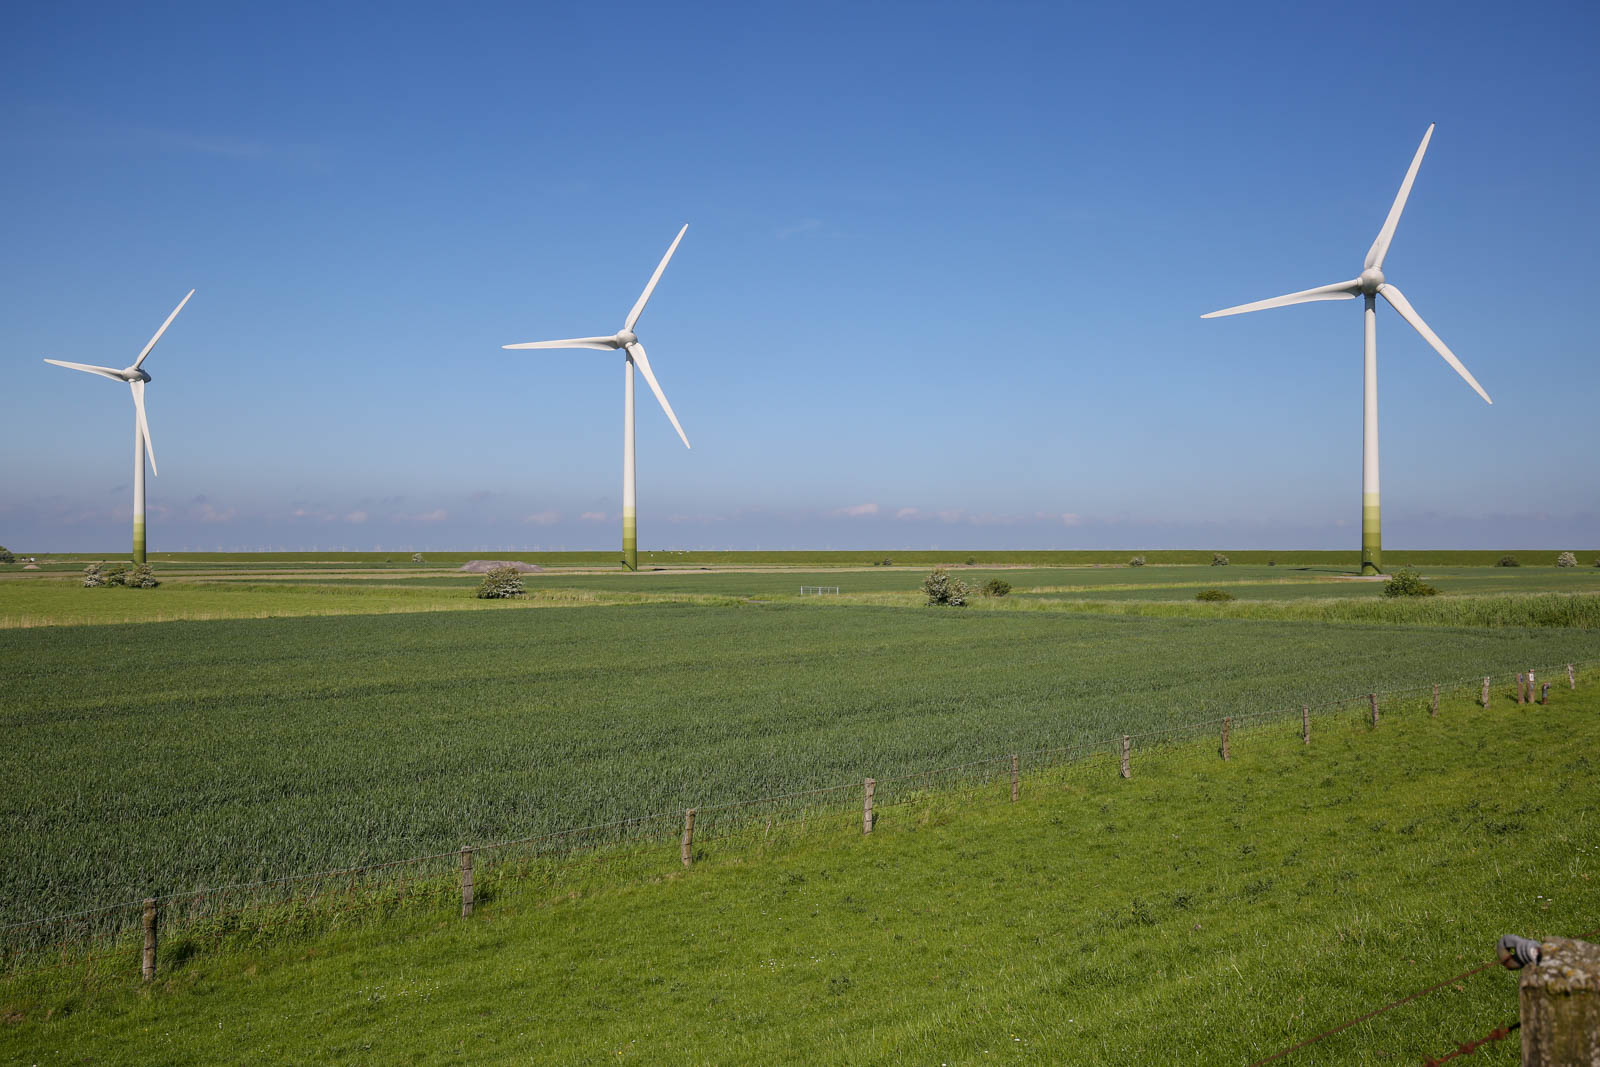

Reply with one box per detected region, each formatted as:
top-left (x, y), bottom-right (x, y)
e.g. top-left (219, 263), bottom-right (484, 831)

top-left (862, 779), bottom-right (875, 835)
top-left (1009, 754), bottom-right (1019, 803)
top-left (1541, 682), bottom-right (1550, 705)
top-left (1517, 673), bottom-right (1527, 705)
top-left (1302, 704), bottom-right (1310, 745)
top-left (681, 809), bottom-right (696, 866)
top-left (1119, 735), bottom-right (1130, 779)
top-left (459, 847), bottom-right (474, 917)
top-left (1528, 669), bottom-right (1536, 702)
top-left (1569, 663), bottom-right (1577, 689)
top-left (1431, 684), bottom-right (1439, 717)
top-left (1369, 693), bottom-right (1378, 727)
top-left (1520, 937), bottom-right (1600, 1065)
top-left (141, 898), bottom-right (157, 981)
top-left (1220, 717), bottom-right (1231, 760)
top-left (1482, 676), bottom-right (1491, 708)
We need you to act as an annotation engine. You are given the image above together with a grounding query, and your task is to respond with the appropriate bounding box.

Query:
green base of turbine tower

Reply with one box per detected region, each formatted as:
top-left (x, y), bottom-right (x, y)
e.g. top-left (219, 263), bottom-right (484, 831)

top-left (622, 511), bottom-right (637, 571)
top-left (133, 521), bottom-right (146, 566)
top-left (1360, 495), bottom-right (1381, 576)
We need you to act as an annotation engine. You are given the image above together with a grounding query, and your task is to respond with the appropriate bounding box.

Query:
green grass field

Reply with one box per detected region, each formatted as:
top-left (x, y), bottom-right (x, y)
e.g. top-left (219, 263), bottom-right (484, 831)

top-left (4, 685), bottom-right (1594, 1065)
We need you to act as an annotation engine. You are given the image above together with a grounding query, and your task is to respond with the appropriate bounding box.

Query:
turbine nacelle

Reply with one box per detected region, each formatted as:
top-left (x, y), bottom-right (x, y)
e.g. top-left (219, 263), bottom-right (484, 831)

top-left (123, 367), bottom-right (152, 383)
top-left (615, 329), bottom-right (638, 348)
top-left (1358, 268), bottom-right (1386, 295)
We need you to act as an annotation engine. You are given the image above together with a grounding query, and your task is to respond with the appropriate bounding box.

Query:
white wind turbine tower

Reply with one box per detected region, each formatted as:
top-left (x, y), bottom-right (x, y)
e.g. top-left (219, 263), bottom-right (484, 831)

top-left (44, 290), bottom-right (195, 565)
top-left (504, 226), bottom-right (692, 571)
top-left (1202, 124), bottom-right (1491, 575)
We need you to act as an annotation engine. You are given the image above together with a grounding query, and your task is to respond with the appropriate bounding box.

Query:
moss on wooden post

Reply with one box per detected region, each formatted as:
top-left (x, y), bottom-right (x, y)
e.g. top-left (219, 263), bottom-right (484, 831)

top-left (1520, 937), bottom-right (1600, 1066)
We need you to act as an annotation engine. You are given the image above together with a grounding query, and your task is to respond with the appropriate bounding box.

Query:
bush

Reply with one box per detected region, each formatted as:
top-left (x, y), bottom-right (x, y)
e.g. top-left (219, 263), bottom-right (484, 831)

top-left (127, 563), bottom-right (160, 588)
top-left (1128, 556), bottom-right (1146, 567)
top-left (1382, 567), bottom-right (1437, 598)
top-left (475, 565), bottom-right (526, 599)
top-left (102, 564), bottom-right (130, 587)
top-left (1556, 552), bottom-right (1577, 568)
top-left (1497, 555), bottom-right (1520, 567)
top-left (82, 562), bottom-right (105, 588)
top-left (411, 553), bottom-right (425, 564)
top-left (981, 578), bottom-right (1011, 598)
top-left (964, 557), bottom-right (976, 566)
top-left (881, 558), bottom-right (893, 567)
top-left (1210, 553), bottom-right (1229, 566)
top-left (0, 546), bottom-right (13, 564)
top-left (1195, 589), bottom-right (1234, 602)
top-left (922, 567), bottom-right (970, 607)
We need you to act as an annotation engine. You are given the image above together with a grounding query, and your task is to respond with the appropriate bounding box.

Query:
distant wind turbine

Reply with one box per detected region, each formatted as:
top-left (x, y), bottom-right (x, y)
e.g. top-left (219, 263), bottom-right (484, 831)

top-left (44, 290), bottom-right (195, 564)
top-left (1202, 124), bottom-right (1490, 575)
top-left (503, 225), bottom-right (692, 571)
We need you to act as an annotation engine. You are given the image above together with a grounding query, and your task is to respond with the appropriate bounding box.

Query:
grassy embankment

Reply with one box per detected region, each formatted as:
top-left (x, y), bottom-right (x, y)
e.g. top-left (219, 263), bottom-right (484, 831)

top-left (4, 601), bottom-right (1596, 928)
top-left (3, 685), bottom-right (1595, 1064)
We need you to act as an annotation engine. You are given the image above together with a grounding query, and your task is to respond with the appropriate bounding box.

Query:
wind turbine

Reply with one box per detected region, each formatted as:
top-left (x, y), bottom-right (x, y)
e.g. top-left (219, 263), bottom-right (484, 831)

top-left (44, 290), bottom-right (195, 565)
top-left (1202, 124), bottom-right (1491, 575)
top-left (503, 225), bottom-right (692, 571)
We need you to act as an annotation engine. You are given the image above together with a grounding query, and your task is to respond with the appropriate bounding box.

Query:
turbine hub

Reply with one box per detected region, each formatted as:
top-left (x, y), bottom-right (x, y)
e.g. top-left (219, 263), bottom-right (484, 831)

top-left (615, 330), bottom-right (638, 347)
top-left (125, 367), bottom-right (151, 382)
top-left (1359, 268), bottom-right (1385, 295)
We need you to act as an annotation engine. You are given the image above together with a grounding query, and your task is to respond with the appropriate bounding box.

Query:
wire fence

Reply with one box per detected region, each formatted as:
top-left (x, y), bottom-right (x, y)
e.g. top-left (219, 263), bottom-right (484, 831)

top-left (4, 659), bottom-right (1591, 978)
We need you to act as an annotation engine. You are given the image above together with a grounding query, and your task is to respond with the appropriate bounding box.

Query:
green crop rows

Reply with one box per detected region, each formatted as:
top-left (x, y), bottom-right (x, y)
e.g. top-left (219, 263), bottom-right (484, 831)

top-left (3, 593), bottom-right (1597, 927)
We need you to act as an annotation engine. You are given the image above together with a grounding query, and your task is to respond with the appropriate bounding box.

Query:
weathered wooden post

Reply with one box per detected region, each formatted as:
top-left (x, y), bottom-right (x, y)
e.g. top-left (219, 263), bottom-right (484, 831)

top-left (1569, 663), bottom-right (1577, 689)
top-left (1302, 704), bottom-right (1310, 745)
top-left (1541, 682), bottom-right (1551, 705)
top-left (1220, 717), bottom-right (1231, 760)
top-left (1009, 754), bottom-right (1019, 803)
top-left (1119, 735), bottom-right (1130, 779)
top-left (1431, 684), bottom-right (1439, 717)
top-left (1518, 673), bottom-right (1528, 705)
top-left (1520, 937), bottom-right (1600, 1065)
top-left (680, 809), bottom-right (696, 866)
top-left (1369, 693), bottom-right (1378, 727)
top-left (862, 780), bottom-right (874, 835)
top-left (1529, 669), bottom-right (1537, 703)
top-left (459, 847), bottom-right (474, 917)
top-left (1482, 676), bottom-right (1491, 708)
top-left (141, 898), bottom-right (157, 981)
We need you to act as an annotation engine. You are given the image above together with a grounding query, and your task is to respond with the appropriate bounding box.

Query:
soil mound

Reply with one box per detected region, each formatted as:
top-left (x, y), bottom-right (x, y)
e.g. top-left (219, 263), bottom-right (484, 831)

top-left (458, 560), bottom-right (543, 574)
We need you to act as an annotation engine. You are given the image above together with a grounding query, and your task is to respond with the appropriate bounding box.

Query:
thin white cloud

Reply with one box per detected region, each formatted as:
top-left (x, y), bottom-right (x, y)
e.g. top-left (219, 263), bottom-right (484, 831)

top-left (523, 510), bottom-right (561, 525)
top-left (835, 503), bottom-right (879, 517)
top-left (776, 218), bottom-right (822, 239)
top-left (1060, 513), bottom-right (1084, 527)
top-left (895, 507), bottom-right (920, 519)
top-left (345, 510), bottom-right (369, 524)
top-left (579, 511), bottom-right (608, 522)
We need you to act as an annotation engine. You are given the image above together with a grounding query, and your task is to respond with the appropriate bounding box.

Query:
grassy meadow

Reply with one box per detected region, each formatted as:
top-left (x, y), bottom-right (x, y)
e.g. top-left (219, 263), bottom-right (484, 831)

top-left (3, 685), bottom-right (1595, 1065)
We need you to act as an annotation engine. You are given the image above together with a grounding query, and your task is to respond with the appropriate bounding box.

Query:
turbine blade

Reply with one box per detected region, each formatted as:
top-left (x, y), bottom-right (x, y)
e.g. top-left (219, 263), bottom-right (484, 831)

top-left (130, 379), bottom-right (158, 475)
top-left (133, 289), bottom-right (195, 370)
top-left (502, 336), bottom-right (619, 351)
top-left (1201, 279), bottom-right (1361, 318)
top-left (624, 224), bottom-right (688, 332)
top-left (44, 358), bottom-right (125, 381)
top-left (1378, 284), bottom-right (1491, 404)
top-left (1365, 125), bottom-right (1434, 271)
top-left (626, 342), bottom-right (690, 449)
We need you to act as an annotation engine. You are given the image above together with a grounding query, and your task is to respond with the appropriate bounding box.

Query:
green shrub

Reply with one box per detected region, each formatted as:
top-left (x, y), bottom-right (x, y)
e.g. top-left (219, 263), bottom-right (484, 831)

top-left (81, 563), bottom-right (105, 588)
top-left (1128, 556), bottom-right (1146, 567)
top-left (981, 578), bottom-right (1011, 598)
top-left (922, 567), bottom-right (970, 607)
top-left (1497, 555), bottom-right (1520, 567)
top-left (475, 566), bottom-right (526, 599)
top-left (128, 563), bottom-right (160, 589)
top-left (0, 545), bottom-right (14, 564)
top-left (1195, 589), bottom-right (1234, 602)
top-left (102, 564), bottom-right (130, 587)
top-left (1556, 552), bottom-right (1577, 568)
top-left (411, 553), bottom-right (425, 564)
top-left (1210, 553), bottom-right (1229, 567)
top-left (881, 558), bottom-right (893, 567)
top-left (1382, 567), bottom-right (1437, 598)
top-left (964, 556), bottom-right (976, 566)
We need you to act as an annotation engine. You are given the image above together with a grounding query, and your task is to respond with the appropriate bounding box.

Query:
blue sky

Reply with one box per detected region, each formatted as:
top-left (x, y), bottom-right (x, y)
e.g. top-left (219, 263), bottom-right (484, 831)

top-left (3, 1), bottom-right (1596, 553)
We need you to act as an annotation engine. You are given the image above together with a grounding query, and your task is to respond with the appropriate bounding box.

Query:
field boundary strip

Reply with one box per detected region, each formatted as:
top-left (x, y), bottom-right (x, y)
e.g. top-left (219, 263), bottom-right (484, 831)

top-left (2, 659), bottom-right (1592, 972)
